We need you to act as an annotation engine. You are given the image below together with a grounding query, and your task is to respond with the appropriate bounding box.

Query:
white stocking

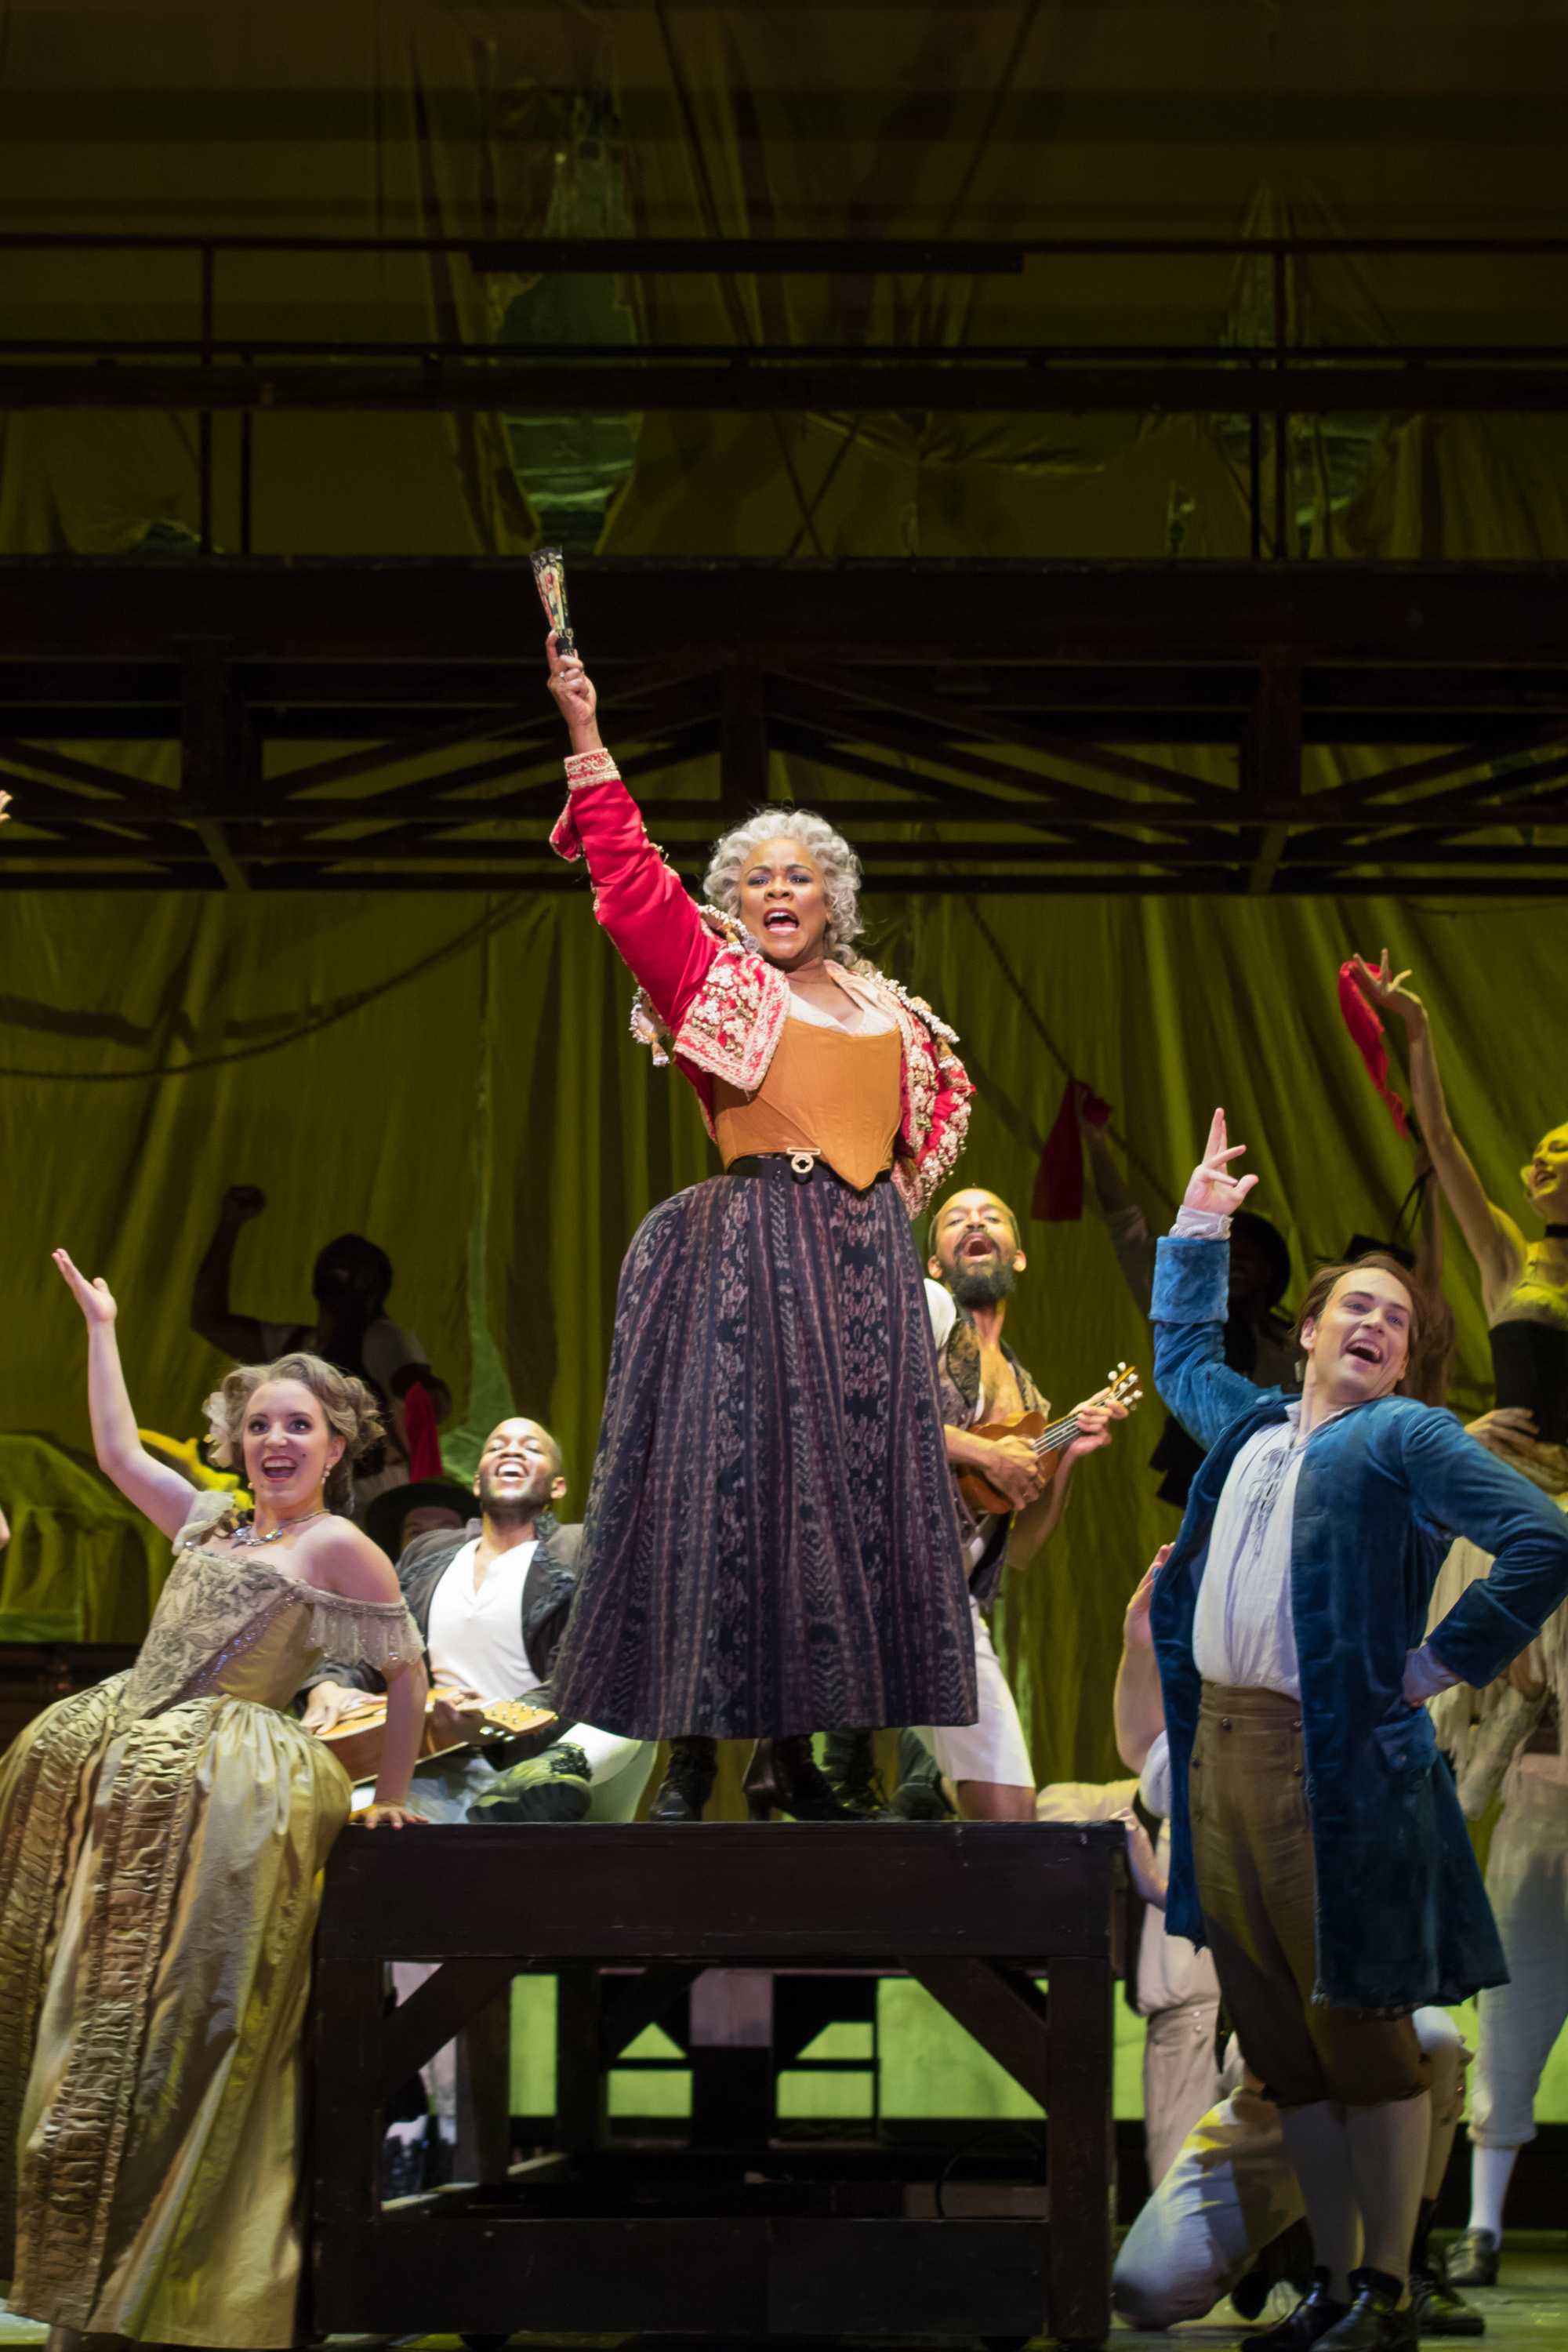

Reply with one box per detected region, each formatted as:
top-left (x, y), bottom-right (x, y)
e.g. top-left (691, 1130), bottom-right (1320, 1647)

top-left (1279, 2101), bottom-right (1361, 2300)
top-left (1468, 2141), bottom-right (1519, 2239)
top-left (1346, 2093), bottom-right (1431, 2285)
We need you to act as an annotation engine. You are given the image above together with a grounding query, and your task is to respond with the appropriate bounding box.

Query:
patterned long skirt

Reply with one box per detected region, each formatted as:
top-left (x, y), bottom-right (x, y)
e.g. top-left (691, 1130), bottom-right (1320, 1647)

top-left (551, 1162), bottom-right (978, 1740)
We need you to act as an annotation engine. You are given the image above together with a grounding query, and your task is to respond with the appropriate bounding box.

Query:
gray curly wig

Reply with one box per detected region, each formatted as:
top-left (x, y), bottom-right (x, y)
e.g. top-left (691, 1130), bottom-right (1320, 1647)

top-left (703, 808), bottom-right (866, 970)
top-left (204, 1351), bottom-right (386, 1517)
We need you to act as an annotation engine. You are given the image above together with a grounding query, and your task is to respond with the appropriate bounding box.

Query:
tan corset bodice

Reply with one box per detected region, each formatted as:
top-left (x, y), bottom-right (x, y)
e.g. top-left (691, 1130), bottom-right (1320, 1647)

top-left (713, 1014), bottom-right (902, 1191)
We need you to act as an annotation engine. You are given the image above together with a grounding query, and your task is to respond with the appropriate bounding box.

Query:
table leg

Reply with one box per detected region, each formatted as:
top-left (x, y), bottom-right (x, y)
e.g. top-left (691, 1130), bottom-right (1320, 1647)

top-left (1045, 1954), bottom-right (1113, 2347)
top-left (456, 1987), bottom-right (514, 2183)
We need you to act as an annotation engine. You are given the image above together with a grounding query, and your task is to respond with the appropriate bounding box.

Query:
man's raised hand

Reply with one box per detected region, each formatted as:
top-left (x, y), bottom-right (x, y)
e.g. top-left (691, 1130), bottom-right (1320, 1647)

top-left (1182, 1108), bottom-right (1260, 1219)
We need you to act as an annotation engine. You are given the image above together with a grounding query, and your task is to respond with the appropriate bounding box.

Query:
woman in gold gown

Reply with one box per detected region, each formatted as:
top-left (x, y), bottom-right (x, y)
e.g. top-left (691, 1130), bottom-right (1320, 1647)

top-left (0, 1250), bottom-right (428, 2350)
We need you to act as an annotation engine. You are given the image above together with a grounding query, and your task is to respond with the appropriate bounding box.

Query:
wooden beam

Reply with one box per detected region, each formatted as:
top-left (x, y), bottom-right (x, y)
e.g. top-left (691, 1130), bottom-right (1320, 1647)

top-left (556, 1967), bottom-right (607, 2155)
top-left (906, 1958), bottom-right (1052, 2109)
top-left (377, 1955), bottom-right (522, 2103)
top-left (599, 1965), bottom-right (702, 2062)
top-left (454, 1990), bottom-right (514, 2187)
top-left (1044, 1955), bottom-right (1115, 2347)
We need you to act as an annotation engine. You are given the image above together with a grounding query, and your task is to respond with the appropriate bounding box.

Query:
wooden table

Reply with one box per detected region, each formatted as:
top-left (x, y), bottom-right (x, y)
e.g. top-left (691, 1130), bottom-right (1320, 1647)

top-left (310, 1820), bottom-right (1122, 2347)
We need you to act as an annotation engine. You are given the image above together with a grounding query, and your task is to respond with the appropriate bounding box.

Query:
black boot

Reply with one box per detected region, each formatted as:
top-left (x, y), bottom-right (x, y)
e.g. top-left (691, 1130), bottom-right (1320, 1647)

top-left (822, 1728), bottom-right (888, 1815)
top-left (1316, 2268), bottom-right (1418, 2352)
top-left (649, 1735), bottom-right (718, 1821)
top-left (1243, 2267), bottom-right (1352, 2352)
top-left (466, 1740), bottom-right (592, 1822)
top-left (1409, 2201), bottom-right (1485, 2336)
top-left (743, 1735), bottom-right (866, 1820)
top-left (887, 1728), bottom-right (954, 1820)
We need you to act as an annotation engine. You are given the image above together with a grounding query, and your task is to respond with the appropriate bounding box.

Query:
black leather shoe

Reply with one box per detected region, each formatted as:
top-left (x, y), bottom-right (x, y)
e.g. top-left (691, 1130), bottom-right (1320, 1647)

top-left (1233, 2219), bottom-right (1319, 2321)
top-left (822, 1727), bottom-right (888, 1814)
top-left (1409, 2253), bottom-right (1484, 2337)
top-left (648, 1735), bottom-right (718, 1820)
top-left (466, 1740), bottom-right (591, 1822)
top-left (1444, 2230), bottom-right (1499, 2289)
top-left (1243, 2269), bottom-right (1351, 2352)
top-left (743, 1735), bottom-right (865, 1820)
top-left (1316, 2270), bottom-right (1417, 2352)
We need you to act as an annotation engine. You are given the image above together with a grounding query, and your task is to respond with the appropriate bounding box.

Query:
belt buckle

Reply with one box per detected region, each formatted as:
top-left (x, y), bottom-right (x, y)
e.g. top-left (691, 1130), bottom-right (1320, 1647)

top-left (788, 1151), bottom-right (817, 1181)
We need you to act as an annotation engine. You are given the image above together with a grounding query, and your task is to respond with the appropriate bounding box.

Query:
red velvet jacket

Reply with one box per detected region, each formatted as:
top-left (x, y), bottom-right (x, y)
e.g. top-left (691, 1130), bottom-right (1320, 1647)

top-left (550, 750), bottom-right (973, 1217)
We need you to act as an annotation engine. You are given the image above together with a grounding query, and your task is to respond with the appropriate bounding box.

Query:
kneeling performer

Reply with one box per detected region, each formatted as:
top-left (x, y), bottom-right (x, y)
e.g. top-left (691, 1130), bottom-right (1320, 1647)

top-left (303, 1416), bottom-right (654, 1822)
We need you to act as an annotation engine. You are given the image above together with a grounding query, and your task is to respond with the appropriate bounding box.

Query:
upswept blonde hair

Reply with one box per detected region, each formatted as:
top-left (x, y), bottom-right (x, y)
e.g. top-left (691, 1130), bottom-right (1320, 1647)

top-left (203, 1352), bottom-right (385, 1515)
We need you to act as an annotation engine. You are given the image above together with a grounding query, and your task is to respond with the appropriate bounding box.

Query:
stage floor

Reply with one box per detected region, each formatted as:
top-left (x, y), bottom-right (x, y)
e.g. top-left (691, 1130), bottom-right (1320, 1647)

top-left (5, 2235), bottom-right (1561, 2347)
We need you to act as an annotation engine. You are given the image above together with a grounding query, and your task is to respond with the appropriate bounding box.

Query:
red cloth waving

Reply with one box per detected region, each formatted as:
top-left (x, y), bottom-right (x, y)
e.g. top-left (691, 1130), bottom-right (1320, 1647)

top-left (1033, 1077), bottom-right (1112, 1221)
top-left (401, 1378), bottom-right (445, 1482)
top-left (1337, 962), bottom-right (1410, 1140)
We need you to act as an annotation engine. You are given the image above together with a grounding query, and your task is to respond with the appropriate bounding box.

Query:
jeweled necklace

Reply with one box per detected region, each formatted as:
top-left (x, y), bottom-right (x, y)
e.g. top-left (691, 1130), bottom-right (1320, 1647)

top-left (233, 1507), bottom-right (328, 1548)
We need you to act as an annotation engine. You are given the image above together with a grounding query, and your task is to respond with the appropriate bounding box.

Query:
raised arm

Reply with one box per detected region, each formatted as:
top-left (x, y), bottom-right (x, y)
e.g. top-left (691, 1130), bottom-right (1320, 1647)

top-left (545, 631), bottom-right (718, 1033)
top-left (190, 1185), bottom-right (270, 1359)
top-left (1351, 952), bottom-right (1523, 1304)
top-left (1077, 1093), bottom-right (1156, 1316)
top-left (1152, 1111), bottom-right (1277, 1449)
top-left (1113, 1552), bottom-right (1171, 1772)
top-left (53, 1250), bottom-right (199, 1540)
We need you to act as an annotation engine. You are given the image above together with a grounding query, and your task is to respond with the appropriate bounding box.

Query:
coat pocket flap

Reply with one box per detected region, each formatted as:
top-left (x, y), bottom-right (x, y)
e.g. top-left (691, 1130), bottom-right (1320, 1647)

top-left (1371, 1710), bottom-right (1438, 1777)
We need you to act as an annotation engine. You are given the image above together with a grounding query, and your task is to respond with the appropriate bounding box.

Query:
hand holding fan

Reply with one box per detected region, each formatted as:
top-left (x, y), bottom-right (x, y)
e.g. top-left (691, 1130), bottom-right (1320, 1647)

top-left (530, 546), bottom-right (575, 656)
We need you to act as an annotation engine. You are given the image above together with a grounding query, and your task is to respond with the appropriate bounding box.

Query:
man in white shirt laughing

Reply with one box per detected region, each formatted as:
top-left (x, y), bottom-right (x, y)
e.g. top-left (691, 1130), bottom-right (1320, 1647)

top-left (303, 1416), bottom-right (652, 1824)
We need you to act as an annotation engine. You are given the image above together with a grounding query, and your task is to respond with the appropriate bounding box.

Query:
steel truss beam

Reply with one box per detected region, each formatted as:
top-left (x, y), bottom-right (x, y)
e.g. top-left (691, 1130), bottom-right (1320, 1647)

top-left (0, 558), bottom-right (1565, 898)
top-left (5, 358), bottom-right (1568, 416)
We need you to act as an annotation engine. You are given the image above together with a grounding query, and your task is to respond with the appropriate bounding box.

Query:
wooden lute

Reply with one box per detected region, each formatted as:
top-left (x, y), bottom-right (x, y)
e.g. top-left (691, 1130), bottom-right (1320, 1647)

top-left (957, 1361), bottom-right (1143, 1517)
top-left (315, 1687), bottom-right (557, 1784)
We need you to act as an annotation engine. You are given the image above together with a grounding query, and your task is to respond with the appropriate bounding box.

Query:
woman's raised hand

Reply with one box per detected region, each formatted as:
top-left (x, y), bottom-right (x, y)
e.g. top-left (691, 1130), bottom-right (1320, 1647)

top-left (53, 1248), bottom-right (118, 1326)
top-left (1182, 1109), bottom-right (1260, 1219)
top-left (1350, 948), bottom-right (1427, 1036)
top-left (545, 629), bottom-right (602, 753)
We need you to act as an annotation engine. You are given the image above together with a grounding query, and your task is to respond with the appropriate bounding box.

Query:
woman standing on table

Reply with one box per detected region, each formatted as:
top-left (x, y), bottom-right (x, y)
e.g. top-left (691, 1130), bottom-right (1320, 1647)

top-left (0, 1254), bottom-right (426, 2352)
top-left (543, 630), bottom-right (978, 1821)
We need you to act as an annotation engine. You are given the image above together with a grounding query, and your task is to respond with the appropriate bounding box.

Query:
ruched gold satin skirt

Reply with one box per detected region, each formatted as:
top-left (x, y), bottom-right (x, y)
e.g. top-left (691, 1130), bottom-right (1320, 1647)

top-left (0, 1676), bottom-right (349, 2347)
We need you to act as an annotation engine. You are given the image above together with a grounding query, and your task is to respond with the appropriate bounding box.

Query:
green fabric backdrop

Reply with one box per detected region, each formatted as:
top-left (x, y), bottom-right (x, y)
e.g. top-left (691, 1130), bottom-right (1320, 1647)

top-left (5, 880), bottom-right (1562, 1784)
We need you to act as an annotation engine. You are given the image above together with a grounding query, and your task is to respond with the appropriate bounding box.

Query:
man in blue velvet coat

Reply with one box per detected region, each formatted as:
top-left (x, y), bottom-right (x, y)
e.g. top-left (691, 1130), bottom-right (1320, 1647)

top-left (1150, 1112), bottom-right (1568, 2352)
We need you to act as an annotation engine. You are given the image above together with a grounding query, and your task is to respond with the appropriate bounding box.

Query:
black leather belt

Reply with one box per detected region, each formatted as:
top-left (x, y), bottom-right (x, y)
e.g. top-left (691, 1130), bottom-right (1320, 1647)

top-left (726, 1153), bottom-right (891, 1187)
